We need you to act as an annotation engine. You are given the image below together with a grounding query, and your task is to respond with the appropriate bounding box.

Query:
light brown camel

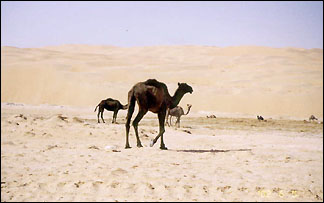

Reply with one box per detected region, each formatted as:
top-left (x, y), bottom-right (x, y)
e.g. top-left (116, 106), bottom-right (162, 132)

top-left (125, 79), bottom-right (193, 150)
top-left (166, 104), bottom-right (192, 128)
top-left (94, 98), bottom-right (127, 124)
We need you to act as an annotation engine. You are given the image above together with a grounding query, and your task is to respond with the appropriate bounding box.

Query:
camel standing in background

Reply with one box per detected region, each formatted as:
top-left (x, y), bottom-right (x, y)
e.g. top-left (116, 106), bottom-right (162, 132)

top-left (309, 115), bottom-right (318, 121)
top-left (166, 104), bottom-right (192, 128)
top-left (94, 98), bottom-right (127, 124)
top-left (125, 79), bottom-right (193, 150)
top-left (257, 115), bottom-right (264, 121)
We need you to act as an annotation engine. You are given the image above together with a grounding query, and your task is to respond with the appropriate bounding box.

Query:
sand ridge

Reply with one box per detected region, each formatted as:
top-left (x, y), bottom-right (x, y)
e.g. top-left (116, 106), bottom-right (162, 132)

top-left (1, 45), bottom-right (323, 119)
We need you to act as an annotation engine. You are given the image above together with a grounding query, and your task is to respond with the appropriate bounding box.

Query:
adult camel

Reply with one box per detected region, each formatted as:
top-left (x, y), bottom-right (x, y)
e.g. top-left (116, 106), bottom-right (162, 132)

top-left (125, 79), bottom-right (193, 150)
top-left (94, 98), bottom-right (127, 123)
top-left (309, 115), bottom-right (318, 121)
top-left (166, 104), bottom-right (192, 128)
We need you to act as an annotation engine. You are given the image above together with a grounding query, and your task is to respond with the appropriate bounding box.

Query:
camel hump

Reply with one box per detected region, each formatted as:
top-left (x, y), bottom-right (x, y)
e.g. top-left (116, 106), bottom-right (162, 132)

top-left (144, 79), bottom-right (170, 97)
top-left (144, 79), bottom-right (166, 89)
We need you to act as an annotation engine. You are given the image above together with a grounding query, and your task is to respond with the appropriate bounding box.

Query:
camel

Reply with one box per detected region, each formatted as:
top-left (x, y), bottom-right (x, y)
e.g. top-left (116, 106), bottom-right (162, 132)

top-left (125, 79), bottom-right (193, 150)
top-left (166, 104), bottom-right (192, 128)
top-left (94, 98), bottom-right (127, 124)
top-left (309, 115), bottom-right (318, 121)
top-left (257, 115), bottom-right (264, 121)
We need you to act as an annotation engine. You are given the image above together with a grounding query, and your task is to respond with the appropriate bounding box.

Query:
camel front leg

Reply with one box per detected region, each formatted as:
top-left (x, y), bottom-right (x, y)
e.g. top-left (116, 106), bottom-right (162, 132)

top-left (176, 116), bottom-right (180, 128)
top-left (112, 110), bottom-right (118, 124)
top-left (165, 109), bottom-right (170, 127)
top-left (150, 110), bottom-right (167, 150)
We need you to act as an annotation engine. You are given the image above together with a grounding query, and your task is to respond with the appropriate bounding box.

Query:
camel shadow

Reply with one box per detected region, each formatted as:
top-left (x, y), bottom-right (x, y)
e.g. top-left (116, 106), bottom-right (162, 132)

top-left (173, 149), bottom-right (252, 153)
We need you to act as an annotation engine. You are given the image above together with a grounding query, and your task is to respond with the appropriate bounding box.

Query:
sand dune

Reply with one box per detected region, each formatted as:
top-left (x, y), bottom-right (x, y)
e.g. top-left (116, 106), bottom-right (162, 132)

top-left (1, 45), bottom-right (323, 119)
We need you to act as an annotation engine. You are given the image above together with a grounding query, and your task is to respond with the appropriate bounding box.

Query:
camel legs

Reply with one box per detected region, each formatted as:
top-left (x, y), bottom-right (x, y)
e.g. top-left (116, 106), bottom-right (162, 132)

top-left (97, 108), bottom-right (105, 123)
top-left (165, 109), bottom-right (170, 127)
top-left (132, 109), bottom-right (147, 147)
top-left (97, 110), bottom-right (100, 123)
top-left (100, 110), bottom-right (105, 123)
top-left (125, 104), bottom-right (135, 149)
top-left (112, 110), bottom-right (118, 124)
top-left (150, 110), bottom-right (167, 150)
top-left (175, 116), bottom-right (180, 128)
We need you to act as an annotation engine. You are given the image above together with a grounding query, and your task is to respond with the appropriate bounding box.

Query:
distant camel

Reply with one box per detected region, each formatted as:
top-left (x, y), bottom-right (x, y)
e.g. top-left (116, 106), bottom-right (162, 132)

top-left (125, 79), bottom-right (193, 150)
top-left (257, 115), bottom-right (264, 121)
top-left (207, 115), bottom-right (216, 118)
top-left (309, 115), bottom-right (318, 121)
top-left (166, 104), bottom-right (192, 128)
top-left (94, 98), bottom-right (127, 123)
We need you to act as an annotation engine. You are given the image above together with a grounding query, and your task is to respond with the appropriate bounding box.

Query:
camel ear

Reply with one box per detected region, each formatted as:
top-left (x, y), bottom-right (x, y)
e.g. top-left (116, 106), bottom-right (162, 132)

top-left (178, 82), bottom-right (180, 86)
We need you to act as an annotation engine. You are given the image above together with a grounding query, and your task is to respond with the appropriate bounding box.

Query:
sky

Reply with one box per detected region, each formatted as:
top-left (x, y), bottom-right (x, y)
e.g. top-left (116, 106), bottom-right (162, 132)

top-left (1, 1), bottom-right (323, 49)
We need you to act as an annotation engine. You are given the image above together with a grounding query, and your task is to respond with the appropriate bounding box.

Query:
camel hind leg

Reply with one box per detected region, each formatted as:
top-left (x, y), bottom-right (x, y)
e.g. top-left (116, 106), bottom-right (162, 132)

top-left (100, 108), bottom-right (105, 123)
top-left (132, 109), bottom-right (147, 147)
top-left (125, 93), bottom-right (136, 149)
top-left (97, 108), bottom-right (103, 123)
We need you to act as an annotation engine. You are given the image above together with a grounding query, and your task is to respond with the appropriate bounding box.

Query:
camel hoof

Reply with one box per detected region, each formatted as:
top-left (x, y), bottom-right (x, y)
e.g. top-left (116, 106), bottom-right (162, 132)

top-left (137, 144), bottom-right (143, 148)
top-left (125, 145), bottom-right (131, 149)
top-left (160, 146), bottom-right (168, 150)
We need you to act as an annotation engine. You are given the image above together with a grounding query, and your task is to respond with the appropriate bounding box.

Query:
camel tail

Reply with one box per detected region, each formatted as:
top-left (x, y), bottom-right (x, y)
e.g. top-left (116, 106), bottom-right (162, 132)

top-left (129, 93), bottom-right (136, 108)
top-left (126, 89), bottom-right (136, 115)
top-left (94, 104), bottom-right (99, 112)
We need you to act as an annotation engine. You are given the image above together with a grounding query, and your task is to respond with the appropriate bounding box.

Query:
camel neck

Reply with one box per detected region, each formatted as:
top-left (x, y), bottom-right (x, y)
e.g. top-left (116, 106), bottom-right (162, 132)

top-left (185, 106), bottom-right (191, 115)
top-left (171, 88), bottom-right (186, 109)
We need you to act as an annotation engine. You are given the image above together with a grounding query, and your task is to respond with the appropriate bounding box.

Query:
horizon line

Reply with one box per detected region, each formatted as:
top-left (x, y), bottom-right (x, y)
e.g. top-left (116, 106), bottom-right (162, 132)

top-left (2, 43), bottom-right (323, 50)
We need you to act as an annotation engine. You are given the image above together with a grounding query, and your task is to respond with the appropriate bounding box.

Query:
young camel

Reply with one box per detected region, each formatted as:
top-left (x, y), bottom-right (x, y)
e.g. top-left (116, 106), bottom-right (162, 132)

top-left (94, 98), bottom-right (127, 124)
top-left (166, 104), bottom-right (192, 128)
top-left (125, 79), bottom-right (193, 150)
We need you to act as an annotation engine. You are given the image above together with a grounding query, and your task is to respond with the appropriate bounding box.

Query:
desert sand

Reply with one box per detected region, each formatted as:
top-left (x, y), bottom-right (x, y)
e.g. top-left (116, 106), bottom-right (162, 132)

top-left (1, 45), bottom-right (323, 201)
top-left (1, 45), bottom-right (323, 119)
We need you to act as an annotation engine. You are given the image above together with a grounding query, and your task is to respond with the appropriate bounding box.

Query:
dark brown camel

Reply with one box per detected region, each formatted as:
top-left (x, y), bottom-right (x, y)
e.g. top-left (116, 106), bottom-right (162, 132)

top-left (257, 115), bottom-right (264, 121)
top-left (94, 98), bottom-right (127, 123)
top-left (309, 115), bottom-right (318, 121)
top-left (125, 79), bottom-right (193, 150)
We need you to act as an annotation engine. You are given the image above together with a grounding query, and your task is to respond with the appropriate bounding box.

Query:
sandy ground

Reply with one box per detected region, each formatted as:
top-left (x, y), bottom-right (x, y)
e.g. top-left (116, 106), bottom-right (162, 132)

top-left (1, 103), bottom-right (323, 201)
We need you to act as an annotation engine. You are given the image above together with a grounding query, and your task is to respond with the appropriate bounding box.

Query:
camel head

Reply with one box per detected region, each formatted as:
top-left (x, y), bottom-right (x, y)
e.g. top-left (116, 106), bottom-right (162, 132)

top-left (178, 82), bottom-right (193, 94)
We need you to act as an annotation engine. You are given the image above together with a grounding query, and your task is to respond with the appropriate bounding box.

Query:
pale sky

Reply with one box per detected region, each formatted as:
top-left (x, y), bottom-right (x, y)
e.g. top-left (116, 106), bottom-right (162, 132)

top-left (1, 1), bottom-right (323, 48)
